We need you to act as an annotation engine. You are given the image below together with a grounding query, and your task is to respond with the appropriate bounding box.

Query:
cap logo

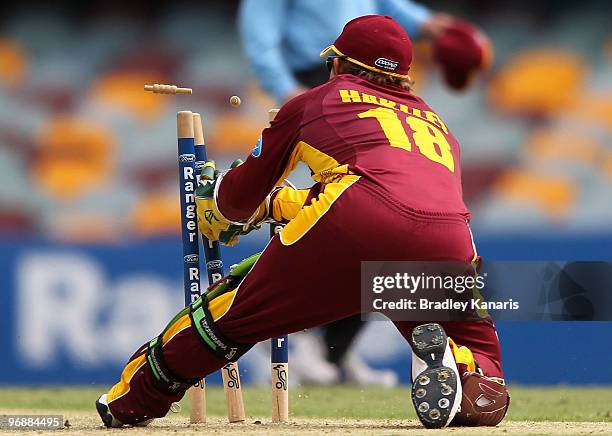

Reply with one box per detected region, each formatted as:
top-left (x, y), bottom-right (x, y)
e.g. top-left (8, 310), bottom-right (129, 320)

top-left (374, 57), bottom-right (399, 71)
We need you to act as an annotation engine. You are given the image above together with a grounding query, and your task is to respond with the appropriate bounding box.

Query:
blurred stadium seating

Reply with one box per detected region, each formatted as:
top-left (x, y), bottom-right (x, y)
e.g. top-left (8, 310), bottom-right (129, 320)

top-left (0, 0), bottom-right (610, 238)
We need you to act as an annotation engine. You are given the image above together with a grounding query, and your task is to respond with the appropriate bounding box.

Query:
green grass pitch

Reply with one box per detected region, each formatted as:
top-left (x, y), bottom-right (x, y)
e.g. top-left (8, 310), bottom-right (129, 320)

top-left (0, 385), bottom-right (611, 422)
top-left (1, 386), bottom-right (611, 435)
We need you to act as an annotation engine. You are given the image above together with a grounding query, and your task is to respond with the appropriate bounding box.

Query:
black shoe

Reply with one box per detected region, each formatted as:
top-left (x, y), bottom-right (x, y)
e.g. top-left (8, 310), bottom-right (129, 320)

top-left (96, 394), bottom-right (122, 428)
top-left (96, 394), bottom-right (154, 428)
top-left (409, 323), bottom-right (462, 429)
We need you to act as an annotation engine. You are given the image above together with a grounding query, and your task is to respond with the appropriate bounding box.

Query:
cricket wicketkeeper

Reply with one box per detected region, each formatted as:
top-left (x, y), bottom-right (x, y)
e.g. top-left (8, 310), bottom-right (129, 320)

top-left (97, 15), bottom-right (509, 429)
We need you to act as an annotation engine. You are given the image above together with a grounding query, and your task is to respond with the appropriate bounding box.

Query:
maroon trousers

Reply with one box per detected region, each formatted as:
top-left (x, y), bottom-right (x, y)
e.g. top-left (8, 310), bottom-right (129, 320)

top-left (108, 181), bottom-right (503, 423)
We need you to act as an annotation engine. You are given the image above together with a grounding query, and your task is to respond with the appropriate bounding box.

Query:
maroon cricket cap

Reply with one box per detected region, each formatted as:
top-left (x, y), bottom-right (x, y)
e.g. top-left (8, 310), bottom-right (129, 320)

top-left (433, 19), bottom-right (493, 90)
top-left (320, 15), bottom-right (413, 78)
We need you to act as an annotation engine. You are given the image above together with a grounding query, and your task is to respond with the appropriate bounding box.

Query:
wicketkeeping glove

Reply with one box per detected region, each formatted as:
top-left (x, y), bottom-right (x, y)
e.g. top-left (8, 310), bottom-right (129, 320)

top-left (195, 160), bottom-right (269, 246)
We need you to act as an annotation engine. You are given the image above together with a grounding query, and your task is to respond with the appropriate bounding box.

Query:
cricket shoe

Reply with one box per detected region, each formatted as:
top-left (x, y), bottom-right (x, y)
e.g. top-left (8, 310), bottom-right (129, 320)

top-left (409, 323), bottom-right (462, 429)
top-left (95, 394), bottom-right (153, 428)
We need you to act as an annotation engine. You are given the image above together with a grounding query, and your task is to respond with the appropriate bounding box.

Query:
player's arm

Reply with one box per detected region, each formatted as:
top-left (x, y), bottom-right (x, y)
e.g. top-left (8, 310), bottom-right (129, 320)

top-left (238, 0), bottom-right (301, 102)
top-left (377, 0), bottom-right (432, 38)
top-left (377, 0), bottom-right (455, 40)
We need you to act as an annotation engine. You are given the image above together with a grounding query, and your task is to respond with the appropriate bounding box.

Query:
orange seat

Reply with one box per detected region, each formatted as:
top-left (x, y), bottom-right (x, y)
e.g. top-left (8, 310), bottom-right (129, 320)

top-left (495, 169), bottom-right (576, 218)
top-left (89, 71), bottom-right (169, 121)
top-left (0, 38), bottom-right (27, 87)
top-left (569, 93), bottom-right (612, 129)
top-left (489, 49), bottom-right (586, 115)
top-left (525, 128), bottom-right (601, 165)
top-left (129, 192), bottom-right (180, 237)
top-left (35, 116), bottom-right (115, 200)
top-left (209, 113), bottom-right (272, 153)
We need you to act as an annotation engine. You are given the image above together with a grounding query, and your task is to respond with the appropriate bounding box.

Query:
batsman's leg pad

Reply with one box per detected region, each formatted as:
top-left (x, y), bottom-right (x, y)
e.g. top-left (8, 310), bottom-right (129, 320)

top-left (451, 373), bottom-right (510, 426)
top-left (146, 335), bottom-right (200, 395)
top-left (206, 252), bottom-right (261, 300)
top-left (190, 295), bottom-right (252, 362)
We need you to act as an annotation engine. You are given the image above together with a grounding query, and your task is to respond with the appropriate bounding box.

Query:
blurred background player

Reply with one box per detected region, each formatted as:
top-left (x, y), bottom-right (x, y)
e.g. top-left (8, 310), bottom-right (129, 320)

top-left (238, 0), bottom-right (491, 387)
top-left (239, 0), bottom-right (454, 104)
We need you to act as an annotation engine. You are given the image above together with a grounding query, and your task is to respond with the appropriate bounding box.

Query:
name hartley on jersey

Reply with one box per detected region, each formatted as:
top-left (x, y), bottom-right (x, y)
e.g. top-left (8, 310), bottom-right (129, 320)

top-left (338, 89), bottom-right (449, 134)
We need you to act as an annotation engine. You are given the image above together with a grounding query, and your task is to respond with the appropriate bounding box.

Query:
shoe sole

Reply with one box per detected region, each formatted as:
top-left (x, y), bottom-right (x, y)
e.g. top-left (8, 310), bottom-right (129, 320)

top-left (410, 323), bottom-right (460, 429)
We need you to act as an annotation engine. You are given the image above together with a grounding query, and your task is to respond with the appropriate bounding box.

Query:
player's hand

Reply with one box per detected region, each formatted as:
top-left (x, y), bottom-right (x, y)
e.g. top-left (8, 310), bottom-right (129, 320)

top-left (220, 158), bottom-right (272, 233)
top-left (195, 161), bottom-right (240, 246)
top-left (195, 160), bottom-right (271, 246)
top-left (195, 198), bottom-right (241, 246)
top-left (420, 13), bottom-right (454, 38)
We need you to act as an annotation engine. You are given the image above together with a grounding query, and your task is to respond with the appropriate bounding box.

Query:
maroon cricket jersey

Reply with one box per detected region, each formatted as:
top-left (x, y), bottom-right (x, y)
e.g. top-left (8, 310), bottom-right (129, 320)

top-left (218, 74), bottom-right (470, 221)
